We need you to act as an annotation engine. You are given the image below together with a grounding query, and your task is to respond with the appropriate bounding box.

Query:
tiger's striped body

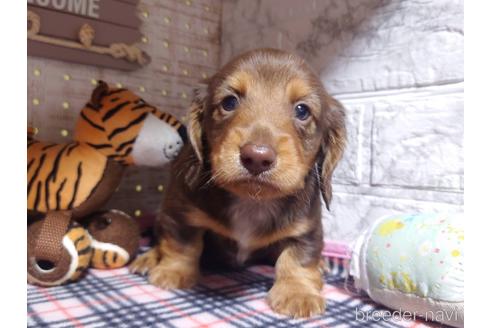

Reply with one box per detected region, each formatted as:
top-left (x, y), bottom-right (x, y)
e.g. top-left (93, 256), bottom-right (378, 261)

top-left (27, 141), bottom-right (108, 213)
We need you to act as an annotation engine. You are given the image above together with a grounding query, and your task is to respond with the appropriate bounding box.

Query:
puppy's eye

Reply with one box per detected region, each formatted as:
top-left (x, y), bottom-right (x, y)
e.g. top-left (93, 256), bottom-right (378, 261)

top-left (294, 103), bottom-right (311, 121)
top-left (221, 95), bottom-right (239, 111)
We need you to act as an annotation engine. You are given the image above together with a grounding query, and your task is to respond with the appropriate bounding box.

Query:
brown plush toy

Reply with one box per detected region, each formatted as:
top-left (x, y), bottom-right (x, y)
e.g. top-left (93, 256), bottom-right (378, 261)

top-left (85, 210), bottom-right (140, 269)
top-left (27, 81), bottom-right (186, 286)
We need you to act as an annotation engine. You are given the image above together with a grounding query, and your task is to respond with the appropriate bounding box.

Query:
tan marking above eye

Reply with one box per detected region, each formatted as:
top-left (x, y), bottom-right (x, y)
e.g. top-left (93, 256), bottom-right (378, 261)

top-left (286, 78), bottom-right (314, 103)
top-left (225, 70), bottom-right (253, 97)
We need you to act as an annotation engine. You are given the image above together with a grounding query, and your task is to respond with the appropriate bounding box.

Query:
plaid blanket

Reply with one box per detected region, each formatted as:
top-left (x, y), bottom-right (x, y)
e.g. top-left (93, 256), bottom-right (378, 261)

top-left (27, 256), bottom-right (440, 328)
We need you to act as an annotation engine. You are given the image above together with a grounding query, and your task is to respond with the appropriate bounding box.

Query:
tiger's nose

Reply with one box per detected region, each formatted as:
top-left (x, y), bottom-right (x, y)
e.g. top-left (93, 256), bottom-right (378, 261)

top-left (240, 143), bottom-right (276, 175)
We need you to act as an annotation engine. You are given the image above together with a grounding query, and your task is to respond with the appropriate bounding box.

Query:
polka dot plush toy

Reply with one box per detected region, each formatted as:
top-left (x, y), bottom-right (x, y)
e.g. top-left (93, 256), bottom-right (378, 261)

top-left (350, 213), bottom-right (464, 327)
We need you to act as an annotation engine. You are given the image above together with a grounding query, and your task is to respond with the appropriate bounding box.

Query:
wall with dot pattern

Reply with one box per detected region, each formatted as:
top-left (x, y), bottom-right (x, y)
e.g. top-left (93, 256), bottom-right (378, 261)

top-left (27, 0), bottom-right (222, 219)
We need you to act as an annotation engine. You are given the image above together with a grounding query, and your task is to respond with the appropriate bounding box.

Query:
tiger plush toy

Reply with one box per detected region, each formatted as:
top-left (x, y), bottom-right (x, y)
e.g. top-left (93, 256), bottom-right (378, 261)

top-left (27, 81), bottom-right (186, 286)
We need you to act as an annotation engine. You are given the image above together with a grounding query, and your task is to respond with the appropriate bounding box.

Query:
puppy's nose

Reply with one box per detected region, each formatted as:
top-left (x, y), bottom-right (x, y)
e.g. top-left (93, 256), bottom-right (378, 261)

top-left (240, 143), bottom-right (276, 175)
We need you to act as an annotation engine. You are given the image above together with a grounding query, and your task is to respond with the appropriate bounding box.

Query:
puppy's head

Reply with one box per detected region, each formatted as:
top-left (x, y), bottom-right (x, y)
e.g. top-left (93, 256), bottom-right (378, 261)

top-left (188, 49), bottom-right (345, 206)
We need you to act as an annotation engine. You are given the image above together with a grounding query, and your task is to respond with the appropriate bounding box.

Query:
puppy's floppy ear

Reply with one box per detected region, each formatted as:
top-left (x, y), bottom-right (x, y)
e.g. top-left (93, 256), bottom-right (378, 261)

top-left (187, 83), bottom-right (208, 163)
top-left (318, 95), bottom-right (346, 210)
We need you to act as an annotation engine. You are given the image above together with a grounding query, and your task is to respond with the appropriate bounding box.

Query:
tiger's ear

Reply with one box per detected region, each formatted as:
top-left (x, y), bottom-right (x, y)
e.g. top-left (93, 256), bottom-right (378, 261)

top-left (317, 94), bottom-right (346, 210)
top-left (89, 80), bottom-right (109, 108)
top-left (188, 83), bottom-right (208, 163)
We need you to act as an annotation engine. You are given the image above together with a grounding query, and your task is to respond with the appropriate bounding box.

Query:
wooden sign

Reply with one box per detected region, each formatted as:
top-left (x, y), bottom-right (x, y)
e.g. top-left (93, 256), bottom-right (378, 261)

top-left (27, 0), bottom-right (150, 71)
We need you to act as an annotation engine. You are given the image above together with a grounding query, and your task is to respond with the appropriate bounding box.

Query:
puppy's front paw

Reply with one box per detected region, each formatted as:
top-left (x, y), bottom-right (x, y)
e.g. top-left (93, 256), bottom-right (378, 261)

top-left (267, 284), bottom-right (325, 318)
top-left (148, 265), bottom-right (198, 289)
top-left (129, 248), bottom-right (159, 275)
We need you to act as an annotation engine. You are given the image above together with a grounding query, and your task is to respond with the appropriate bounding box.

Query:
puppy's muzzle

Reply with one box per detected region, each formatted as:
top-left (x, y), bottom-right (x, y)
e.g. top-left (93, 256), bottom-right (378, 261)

top-left (240, 143), bottom-right (276, 175)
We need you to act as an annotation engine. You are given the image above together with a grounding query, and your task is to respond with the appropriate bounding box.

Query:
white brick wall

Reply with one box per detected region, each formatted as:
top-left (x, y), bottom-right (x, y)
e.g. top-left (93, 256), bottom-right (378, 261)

top-left (326, 85), bottom-right (464, 244)
top-left (221, 0), bottom-right (464, 246)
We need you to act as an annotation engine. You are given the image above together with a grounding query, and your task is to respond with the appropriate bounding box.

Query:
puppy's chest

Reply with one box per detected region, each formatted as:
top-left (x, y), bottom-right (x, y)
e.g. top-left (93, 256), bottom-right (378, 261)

top-left (227, 200), bottom-right (277, 242)
top-left (225, 199), bottom-right (282, 263)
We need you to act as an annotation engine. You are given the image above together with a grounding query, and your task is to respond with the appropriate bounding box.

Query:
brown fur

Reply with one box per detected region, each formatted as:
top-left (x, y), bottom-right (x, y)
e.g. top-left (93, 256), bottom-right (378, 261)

top-left (131, 232), bottom-right (203, 289)
top-left (130, 48), bottom-right (346, 317)
top-left (267, 247), bottom-right (325, 318)
top-left (186, 208), bottom-right (313, 251)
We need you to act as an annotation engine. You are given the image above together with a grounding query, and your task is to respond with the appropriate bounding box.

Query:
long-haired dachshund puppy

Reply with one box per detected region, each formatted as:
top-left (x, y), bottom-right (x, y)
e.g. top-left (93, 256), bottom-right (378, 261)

top-left (130, 48), bottom-right (346, 318)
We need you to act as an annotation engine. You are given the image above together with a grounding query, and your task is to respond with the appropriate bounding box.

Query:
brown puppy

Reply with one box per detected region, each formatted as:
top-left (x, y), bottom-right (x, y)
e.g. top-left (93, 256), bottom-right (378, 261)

top-left (130, 48), bottom-right (346, 318)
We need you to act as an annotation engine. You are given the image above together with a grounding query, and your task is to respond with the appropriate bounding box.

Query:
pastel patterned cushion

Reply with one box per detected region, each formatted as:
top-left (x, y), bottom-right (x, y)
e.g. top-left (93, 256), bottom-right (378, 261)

top-left (350, 213), bottom-right (464, 327)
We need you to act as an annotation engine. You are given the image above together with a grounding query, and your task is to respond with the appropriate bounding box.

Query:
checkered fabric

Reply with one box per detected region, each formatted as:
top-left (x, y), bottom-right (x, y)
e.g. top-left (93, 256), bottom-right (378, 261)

top-left (27, 255), bottom-right (441, 328)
